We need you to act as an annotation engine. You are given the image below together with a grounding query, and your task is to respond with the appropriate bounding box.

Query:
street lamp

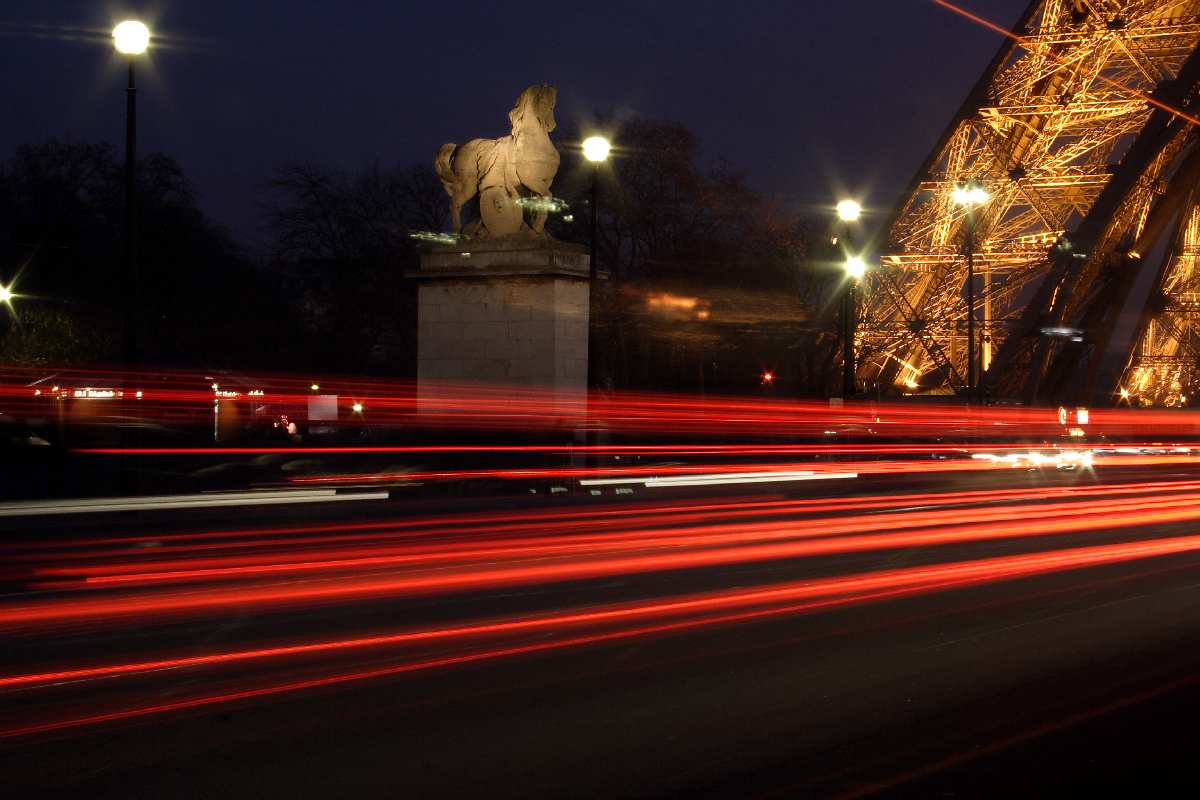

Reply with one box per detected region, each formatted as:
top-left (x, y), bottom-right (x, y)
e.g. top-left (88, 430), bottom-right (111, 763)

top-left (836, 201), bottom-right (863, 399)
top-left (0, 283), bottom-right (14, 333)
top-left (837, 200), bottom-right (861, 223)
top-left (114, 20), bottom-right (148, 494)
top-left (953, 180), bottom-right (989, 404)
top-left (843, 257), bottom-right (866, 399)
top-left (583, 136), bottom-right (610, 391)
top-left (114, 21), bottom-right (148, 379)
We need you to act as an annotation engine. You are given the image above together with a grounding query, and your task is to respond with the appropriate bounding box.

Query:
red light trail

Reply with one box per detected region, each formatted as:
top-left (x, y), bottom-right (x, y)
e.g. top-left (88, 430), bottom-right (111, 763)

top-left (5, 528), bottom-right (1200, 738)
top-left (7, 367), bottom-right (1200, 747)
top-left (15, 484), bottom-right (1200, 594)
top-left (6, 475), bottom-right (1200, 740)
top-left (8, 365), bottom-right (1200, 444)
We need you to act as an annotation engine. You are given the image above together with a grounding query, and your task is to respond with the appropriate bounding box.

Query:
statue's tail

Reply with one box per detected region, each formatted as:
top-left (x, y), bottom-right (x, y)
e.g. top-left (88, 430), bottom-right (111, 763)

top-left (436, 143), bottom-right (460, 195)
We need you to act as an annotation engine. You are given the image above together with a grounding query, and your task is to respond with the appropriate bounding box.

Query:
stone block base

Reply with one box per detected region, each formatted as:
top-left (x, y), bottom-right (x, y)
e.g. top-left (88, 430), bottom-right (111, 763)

top-left (411, 240), bottom-right (590, 416)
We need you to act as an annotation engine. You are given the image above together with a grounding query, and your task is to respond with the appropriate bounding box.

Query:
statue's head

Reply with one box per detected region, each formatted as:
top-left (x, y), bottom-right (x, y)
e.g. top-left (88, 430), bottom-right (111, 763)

top-left (510, 84), bottom-right (557, 133)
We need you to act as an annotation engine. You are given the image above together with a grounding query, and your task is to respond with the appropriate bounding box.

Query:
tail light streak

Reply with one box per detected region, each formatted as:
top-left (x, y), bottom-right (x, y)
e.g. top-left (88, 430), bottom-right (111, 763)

top-left (5, 530), bottom-right (1200, 739)
top-left (15, 486), bottom-right (1200, 593)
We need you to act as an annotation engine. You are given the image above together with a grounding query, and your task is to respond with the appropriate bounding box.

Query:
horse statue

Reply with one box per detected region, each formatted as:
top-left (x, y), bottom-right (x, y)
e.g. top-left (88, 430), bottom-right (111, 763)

top-left (436, 84), bottom-right (560, 240)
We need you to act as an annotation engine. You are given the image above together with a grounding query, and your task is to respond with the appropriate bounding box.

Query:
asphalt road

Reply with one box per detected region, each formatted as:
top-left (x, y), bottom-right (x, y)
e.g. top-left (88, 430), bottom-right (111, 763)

top-left (5, 464), bottom-right (1200, 799)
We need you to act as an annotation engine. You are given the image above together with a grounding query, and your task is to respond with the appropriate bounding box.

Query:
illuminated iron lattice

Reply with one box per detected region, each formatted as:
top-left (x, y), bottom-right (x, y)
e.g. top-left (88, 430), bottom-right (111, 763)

top-left (859, 0), bottom-right (1200, 407)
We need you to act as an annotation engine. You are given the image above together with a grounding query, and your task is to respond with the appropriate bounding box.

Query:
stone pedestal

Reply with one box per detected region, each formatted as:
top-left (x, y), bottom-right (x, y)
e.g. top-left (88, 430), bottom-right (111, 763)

top-left (410, 239), bottom-right (590, 416)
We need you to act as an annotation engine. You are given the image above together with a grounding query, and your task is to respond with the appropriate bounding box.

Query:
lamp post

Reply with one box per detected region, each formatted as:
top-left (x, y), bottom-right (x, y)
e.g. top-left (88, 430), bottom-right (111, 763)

top-left (837, 201), bottom-right (862, 399)
top-left (844, 256), bottom-right (866, 399)
top-left (114, 20), bottom-right (148, 493)
top-left (115, 21), bottom-right (148, 385)
top-left (583, 136), bottom-right (610, 391)
top-left (952, 180), bottom-right (989, 404)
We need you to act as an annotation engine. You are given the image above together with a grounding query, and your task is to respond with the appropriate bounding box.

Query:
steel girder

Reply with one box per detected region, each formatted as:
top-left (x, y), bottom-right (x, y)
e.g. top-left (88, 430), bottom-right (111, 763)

top-left (858, 0), bottom-right (1200, 406)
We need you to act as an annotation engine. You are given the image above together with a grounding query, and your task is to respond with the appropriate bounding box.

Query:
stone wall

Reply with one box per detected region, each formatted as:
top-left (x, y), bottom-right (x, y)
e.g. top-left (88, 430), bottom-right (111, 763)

top-left (411, 241), bottom-right (591, 416)
top-left (417, 277), bottom-right (587, 385)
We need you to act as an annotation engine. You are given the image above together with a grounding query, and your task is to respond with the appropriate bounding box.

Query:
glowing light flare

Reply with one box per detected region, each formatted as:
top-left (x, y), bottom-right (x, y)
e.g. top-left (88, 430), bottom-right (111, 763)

top-left (582, 136), bottom-right (610, 162)
top-left (953, 185), bottom-right (990, 204)
top-left (113, 20), bottom-right (149, 54)
top-left (846, 257), bottom-right (866, 277)
top-left (837, 200), bottom-right (861, 221)
top-left (647, 293), bottom-right (696, 309)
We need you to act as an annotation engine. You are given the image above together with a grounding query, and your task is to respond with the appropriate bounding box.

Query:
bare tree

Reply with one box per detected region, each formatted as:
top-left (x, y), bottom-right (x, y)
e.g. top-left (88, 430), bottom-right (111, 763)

top-left (0, 137), bottom-right (285, 369)
top-left (263, 160), bottom-right (448, 375)
top-left (548, 116), bottom-right (834, 395)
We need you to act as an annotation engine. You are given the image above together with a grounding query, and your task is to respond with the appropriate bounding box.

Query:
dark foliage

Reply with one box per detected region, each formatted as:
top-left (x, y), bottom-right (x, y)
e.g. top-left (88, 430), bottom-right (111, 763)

top-left (263, 160), bottom-right (449, 376)
top-left (547, 115), bottom-right (841, 395)
top-left (0, 137), bottom-right (294, 370)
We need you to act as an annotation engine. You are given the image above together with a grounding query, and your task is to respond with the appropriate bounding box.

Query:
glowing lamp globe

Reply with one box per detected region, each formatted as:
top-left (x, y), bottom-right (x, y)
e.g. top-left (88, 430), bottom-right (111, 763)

top-left (846, 257), bottom-right (866, 278)
top-left (113, 21), bottom-right (149, 54)
top-left (582, 137), bottom-right (610, 162)
top-left (837, 200), bottom-right (861, 221)
top-left (953, 186), bottom-right (989, 205)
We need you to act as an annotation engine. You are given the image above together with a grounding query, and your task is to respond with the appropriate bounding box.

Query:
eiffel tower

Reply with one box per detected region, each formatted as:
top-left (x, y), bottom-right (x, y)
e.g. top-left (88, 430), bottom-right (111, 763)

top-left (858, 0), bottom-right (1200, 407)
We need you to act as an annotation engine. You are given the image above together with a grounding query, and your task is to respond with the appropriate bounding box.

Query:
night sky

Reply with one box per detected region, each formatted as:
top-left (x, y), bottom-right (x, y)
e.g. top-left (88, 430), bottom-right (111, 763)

top-left (3, 1), bottom-right (1028, 248)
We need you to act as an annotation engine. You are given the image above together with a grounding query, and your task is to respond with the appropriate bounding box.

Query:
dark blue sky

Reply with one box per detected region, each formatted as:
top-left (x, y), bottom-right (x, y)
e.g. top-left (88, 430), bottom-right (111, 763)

top-left (3, 1), bottom-right (1028, 246)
